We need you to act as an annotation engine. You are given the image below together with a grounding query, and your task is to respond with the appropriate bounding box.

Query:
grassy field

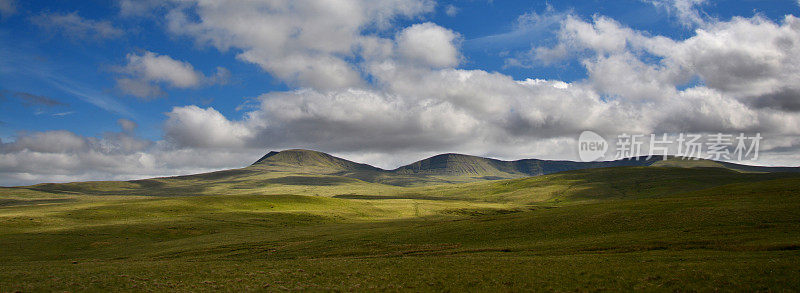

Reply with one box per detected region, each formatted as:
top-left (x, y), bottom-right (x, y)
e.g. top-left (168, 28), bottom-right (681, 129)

top-left (1, 166), bottom-right (800, 291)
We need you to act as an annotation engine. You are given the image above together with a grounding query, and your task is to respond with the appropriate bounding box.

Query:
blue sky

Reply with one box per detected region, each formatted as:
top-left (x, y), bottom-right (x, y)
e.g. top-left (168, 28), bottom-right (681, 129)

top-left (1, 0), bottom-right (800, 185)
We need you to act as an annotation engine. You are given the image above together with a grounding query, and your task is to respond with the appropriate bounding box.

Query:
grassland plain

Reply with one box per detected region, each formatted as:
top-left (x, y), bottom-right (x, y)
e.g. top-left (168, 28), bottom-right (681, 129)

top-left (2, 151), bottom-right (800, 291)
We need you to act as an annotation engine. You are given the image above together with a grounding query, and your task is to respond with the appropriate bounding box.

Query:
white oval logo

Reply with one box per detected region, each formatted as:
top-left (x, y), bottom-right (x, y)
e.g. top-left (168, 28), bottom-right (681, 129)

top-left (578, 131), bottom-right (608, 162)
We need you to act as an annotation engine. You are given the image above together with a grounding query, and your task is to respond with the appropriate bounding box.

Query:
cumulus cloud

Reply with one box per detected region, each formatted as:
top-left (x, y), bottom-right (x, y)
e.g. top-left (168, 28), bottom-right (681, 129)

top-left (31, 12), bottom-right (123, 40)
top-left (5, 5), bottom-right (800, 186)
top-left (527, 14), bottom-right (800, 114)
top-left (444, 5), bottom-right (458, 17)
top-left (508, 14), bottom-right (655, 66)
top-left (120, 51), bottom-right (203, 87)
top-left (0, 131), bottom-right (256, 186)
top-left (529, 14), bottom-right (676, 65)
top-left (164, 0), bottom-right (434, 89)
top-left (154, 68), bottom-right (659, 157)
top-left (669, 16), bottom-right (800, 99)
top-left (396, 23), bottom-right (461, 68)
top-left (3, 131), bottom-right (89, 154)
top-left (115, 51), bottom-right (229, 99)
top-left (0, 122), bottom-right (266, 186)
top-left (157, 13), bottom-right (800, 169)
top-left (164, 106), bottom-right (253, 148)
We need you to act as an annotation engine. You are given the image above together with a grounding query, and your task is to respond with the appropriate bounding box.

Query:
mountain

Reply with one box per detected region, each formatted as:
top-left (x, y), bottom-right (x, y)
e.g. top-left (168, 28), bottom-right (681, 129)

top-left (393, 153), bottom-right (526, 179)
top-left (167, 150), bottom-right (800, 188)
top-left (252, 149), bottom-right (380, 172)
top-left (6, 156), bottom-right (800, 291)
top-left (389, 154), bottom-right (772, 182)
top-left (387, 153), bottom-right (649, 179)
top-left (12, 150), bottom-right (800, 194)
top-left (247, 151), bottom-right (670, 185)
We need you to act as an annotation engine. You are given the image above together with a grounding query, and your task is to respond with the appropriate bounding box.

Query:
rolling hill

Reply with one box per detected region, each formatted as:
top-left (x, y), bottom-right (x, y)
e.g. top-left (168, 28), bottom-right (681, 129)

top-left (2, 149), bottom-right (800, 291)
top-left (173, 149), bottom-right (800, 188)
top-left (252, 149), bottom-right (381, 172)
top-left (5, 149), bottom-right (799, 197)
top-left (2, 156), bottom-right (800, 291)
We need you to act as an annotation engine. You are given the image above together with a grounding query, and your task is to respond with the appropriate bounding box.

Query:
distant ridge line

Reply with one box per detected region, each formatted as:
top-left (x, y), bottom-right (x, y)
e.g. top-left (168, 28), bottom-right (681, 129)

top-left (250, 149), bottom-right (800, 177)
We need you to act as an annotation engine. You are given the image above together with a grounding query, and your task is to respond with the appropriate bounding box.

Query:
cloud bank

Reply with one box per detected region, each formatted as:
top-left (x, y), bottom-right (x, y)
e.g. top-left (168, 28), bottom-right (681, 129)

top-left (115, 51), bottom-right (229, 99)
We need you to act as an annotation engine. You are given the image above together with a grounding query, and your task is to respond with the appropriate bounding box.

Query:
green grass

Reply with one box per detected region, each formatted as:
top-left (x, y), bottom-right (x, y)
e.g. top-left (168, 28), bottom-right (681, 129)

top-left (1, 166), bottom-right (800, 291)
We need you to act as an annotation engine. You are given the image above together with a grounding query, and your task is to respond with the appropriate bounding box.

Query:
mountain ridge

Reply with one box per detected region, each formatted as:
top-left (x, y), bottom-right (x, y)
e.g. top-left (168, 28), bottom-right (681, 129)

top-left (251, 149), bottom-right (380, 172)
top-left (243, 149), bottom-right (800, 186)
top-left (10, 149), bottom-right (800, 189)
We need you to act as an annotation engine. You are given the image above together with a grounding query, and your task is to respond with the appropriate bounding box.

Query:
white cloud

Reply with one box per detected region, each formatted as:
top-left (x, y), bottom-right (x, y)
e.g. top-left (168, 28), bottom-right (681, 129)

top-left (164, 106), bottom-right (253, 148)
top-left (115, 51), bottom-right (229, 99)
top-left (473, 8), bottom-right (570, 65)
top-left (5, 7), bottom-right (800, 186)
top-left (508, 14), bottom-right (665, 66)
top-left (644, 0), bottom-right (708, 27)
top-left (122, 51), bottom-right (203, 88)
top-left (528, 14), bottom-right (800, 113)
top-left (31, 12), bottom-right (123, 40)
top-left (0, 126), bottom-right (259, 186)
top-left (4, 131), bottom-right (88, 154)
top-left (164, 0), bottom-right (434, 89)
top-left (445, 5), bottom-right (458, 17)
top-left (159, 67), bottom-right (639, 156)
top-left (669, 16), bottom-right (800, 100)
top-left (0, 143), bottom-right (257, 187)
top-left (153, 13), bottom-right (800, 170)
top-left (396, 23), bottom-right (461, 68)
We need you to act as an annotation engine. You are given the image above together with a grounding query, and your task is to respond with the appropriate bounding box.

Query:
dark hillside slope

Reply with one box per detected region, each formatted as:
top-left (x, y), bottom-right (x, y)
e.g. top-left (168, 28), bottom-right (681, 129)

top-left (393, 154), bottom-right (665, 178)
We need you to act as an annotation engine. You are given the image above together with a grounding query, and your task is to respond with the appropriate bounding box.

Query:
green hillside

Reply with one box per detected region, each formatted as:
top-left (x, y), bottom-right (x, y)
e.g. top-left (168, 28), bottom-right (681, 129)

top-left (251, 149), bottom-right (381, 172)
top-left (13, 150), bottom-right (797, 198)
top-left (2, 150), bottom-right (800, 291)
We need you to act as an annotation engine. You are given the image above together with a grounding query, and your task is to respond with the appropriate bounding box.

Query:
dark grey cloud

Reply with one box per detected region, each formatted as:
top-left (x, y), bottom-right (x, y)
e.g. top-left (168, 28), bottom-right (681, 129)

top-left (0, 90), bottom-right (67, 107)
top-left (748, 87), bottom-right (800, 112)
top-left (14, 91), bottom-right (67, 107)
